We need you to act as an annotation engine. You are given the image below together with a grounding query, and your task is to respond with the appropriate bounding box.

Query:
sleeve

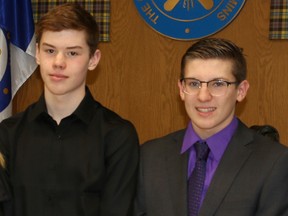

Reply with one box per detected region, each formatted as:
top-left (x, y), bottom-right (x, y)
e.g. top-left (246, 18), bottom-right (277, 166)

top-left (0, 124), bottom-right (12, 216)
top-left (100, 121), bottom-right (139, 216)
top-left (133, 144), bottom-right (147, 216)
top-left (0, 166), bottom-right (12, 216)
top-left (256, 149), bottom-right (288, 216)
top-left (0, 123), bottom-right (11, 202)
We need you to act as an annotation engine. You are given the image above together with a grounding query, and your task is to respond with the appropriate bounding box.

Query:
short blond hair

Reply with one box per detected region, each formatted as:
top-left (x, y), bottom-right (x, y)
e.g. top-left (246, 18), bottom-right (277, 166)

top-left (0, 152), bottom-right (5, 169)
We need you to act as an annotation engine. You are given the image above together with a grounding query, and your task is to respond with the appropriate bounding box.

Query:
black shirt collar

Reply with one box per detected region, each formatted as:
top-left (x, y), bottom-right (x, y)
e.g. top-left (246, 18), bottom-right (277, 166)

top-left (28, 87), bottom-right (99, 125)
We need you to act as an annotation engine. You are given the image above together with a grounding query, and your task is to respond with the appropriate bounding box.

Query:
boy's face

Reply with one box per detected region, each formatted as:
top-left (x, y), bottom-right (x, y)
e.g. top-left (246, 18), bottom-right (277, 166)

top-left (178, 58), bottom-right (249, 139)
top-left (36, 29), bottom-right (100, 98)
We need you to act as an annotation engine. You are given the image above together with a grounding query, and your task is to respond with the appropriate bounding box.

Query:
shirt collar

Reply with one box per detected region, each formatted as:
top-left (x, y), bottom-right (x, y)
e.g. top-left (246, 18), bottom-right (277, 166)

top-left (28, 93), bottom-right (47, 122)
top-left (181, 117), bottom-right (238, 161)
top-left (28, 87), bottom-right (98, 125)
top-left (73, 87), bottom-right (99, 124)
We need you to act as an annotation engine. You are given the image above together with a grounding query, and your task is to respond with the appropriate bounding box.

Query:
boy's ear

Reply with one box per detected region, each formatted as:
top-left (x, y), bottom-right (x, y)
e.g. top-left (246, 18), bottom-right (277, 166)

top-left (178, 79), bottom-right (185, 100)
top-left (88, 49), bottom-right (101, 70)
top-left (236, 80), bottom-right (249, 102)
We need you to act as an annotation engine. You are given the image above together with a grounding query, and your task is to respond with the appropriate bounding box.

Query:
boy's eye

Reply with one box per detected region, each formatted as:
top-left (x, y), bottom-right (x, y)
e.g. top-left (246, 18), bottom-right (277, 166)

top-left (68, 51), bottom-right (78, 56)
top-left (211, 80), bottom-right (226, 87)
top-left (45, 49), bottom-right (55, 54)
top-left (188, 81), bottom-right (200, 88)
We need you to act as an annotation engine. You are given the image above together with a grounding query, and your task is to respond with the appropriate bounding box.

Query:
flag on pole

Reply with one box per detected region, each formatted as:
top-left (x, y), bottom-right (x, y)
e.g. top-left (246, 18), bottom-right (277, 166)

top-left (0, 0), bottom-right (37, 122)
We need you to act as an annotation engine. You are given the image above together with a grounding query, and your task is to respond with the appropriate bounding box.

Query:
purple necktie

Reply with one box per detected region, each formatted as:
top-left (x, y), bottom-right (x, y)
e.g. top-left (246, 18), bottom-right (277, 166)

top-left (188, 141), bottom-right (210, 216)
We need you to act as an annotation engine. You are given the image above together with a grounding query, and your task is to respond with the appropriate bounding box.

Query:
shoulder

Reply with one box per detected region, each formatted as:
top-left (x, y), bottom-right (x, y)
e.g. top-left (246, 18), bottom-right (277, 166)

top-left (236, 120), bottom-right (288, 159)
top-left (138, 130), bottom-right (187, 176)
top-left (81, 88), bottom-right (136, 131)
top-left (252, 132), bottom-right (288, 158)
top-left (92, 100), bottom-right (134, 128)
top-left (89, 101), bottom-right (139, 146)
top-left (0, 105), bottom-right (34, 131)
top-left (140, 129), bottom-right (185, 154)
top-left (0, 104), bottom-right (36, 153)
top-left (0, 97), bottom-right (47, 157)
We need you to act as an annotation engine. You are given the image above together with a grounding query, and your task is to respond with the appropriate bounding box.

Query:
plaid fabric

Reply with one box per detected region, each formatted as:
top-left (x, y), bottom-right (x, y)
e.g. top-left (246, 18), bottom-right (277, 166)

top-left (269, 0), bottom-right (288, 39)
top-left (31, 0), bottom-right (110, 42)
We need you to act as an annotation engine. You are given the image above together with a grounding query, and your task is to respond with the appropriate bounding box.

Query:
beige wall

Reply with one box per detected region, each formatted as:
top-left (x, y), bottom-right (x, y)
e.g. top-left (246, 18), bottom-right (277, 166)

top-left (13, 0), bottom-right (288, 145)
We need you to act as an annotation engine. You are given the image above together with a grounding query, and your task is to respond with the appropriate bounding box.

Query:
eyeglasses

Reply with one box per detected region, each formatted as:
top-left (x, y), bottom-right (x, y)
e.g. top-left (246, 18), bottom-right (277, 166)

top-left (180, 78), bottom-right (238, 96)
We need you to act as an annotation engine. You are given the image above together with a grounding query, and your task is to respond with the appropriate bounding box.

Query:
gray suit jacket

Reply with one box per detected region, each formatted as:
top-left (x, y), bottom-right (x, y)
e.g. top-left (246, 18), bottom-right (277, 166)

top-left (134, 121), bottom-right (288, 216)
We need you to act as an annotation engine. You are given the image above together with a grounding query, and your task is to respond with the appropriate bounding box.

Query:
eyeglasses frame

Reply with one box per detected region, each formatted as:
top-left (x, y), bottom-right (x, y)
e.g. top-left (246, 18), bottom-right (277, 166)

top-left (180, 78), bottom-right (239, 96)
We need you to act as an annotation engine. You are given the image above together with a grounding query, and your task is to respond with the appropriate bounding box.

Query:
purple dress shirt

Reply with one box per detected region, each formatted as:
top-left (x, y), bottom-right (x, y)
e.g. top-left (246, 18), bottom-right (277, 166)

top-left (181, 117), bottom-right (238, 206)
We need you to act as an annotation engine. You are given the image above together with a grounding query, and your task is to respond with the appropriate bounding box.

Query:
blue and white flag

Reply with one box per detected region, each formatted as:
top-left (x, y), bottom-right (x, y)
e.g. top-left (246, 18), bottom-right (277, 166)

top-left (0, 0), bottom-right (37, 122)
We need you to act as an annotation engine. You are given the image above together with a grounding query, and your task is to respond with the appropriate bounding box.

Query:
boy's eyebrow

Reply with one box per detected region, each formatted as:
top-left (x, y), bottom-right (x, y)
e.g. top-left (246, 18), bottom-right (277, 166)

top-left (66, 46), bottom-right (83, 50)
top-left (41, 42), bottom-right (83, 50)
top-left (41, 42), bottom-right (55, 48)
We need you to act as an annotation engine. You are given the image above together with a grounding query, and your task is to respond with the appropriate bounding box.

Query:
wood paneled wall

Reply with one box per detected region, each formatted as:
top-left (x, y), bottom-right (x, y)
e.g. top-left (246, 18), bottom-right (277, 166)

top-left (13, 0), bottom-right (288, 145)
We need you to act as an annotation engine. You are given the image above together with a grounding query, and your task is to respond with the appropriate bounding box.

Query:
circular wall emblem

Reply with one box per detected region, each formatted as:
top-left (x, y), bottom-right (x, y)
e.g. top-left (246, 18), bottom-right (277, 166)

top-left (134, 0), bottom-right (246, 40)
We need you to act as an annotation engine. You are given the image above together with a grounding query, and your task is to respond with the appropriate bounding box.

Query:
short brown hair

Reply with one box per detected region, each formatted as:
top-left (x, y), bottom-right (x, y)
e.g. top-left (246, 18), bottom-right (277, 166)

top-left (35, 3), bottom-right (99, 56)
top-left (180, 38), bottom-right (247, 83)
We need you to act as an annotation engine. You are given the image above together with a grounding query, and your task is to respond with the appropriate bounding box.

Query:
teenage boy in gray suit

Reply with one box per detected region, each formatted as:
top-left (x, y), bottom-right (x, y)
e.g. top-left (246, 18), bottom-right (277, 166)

top-left (134, 38), bottom-right (288, 216)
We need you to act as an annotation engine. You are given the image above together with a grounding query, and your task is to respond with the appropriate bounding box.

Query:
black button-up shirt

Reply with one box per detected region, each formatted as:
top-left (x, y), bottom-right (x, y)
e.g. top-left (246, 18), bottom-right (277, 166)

top-left (0, 87), bottom-right (139, 216)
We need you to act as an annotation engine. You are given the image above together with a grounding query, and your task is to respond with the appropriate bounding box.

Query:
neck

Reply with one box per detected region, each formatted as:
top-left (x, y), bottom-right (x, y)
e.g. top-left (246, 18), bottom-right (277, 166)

top-left (44, 89), bottom-right (85, 124)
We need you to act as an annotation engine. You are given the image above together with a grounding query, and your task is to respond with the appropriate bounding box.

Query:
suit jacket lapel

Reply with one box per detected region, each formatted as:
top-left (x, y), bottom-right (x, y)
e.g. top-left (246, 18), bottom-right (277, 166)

top-left (165, 130), bottom-right (188, 216)
top-left (199, 121), bottom-right (254, 216)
